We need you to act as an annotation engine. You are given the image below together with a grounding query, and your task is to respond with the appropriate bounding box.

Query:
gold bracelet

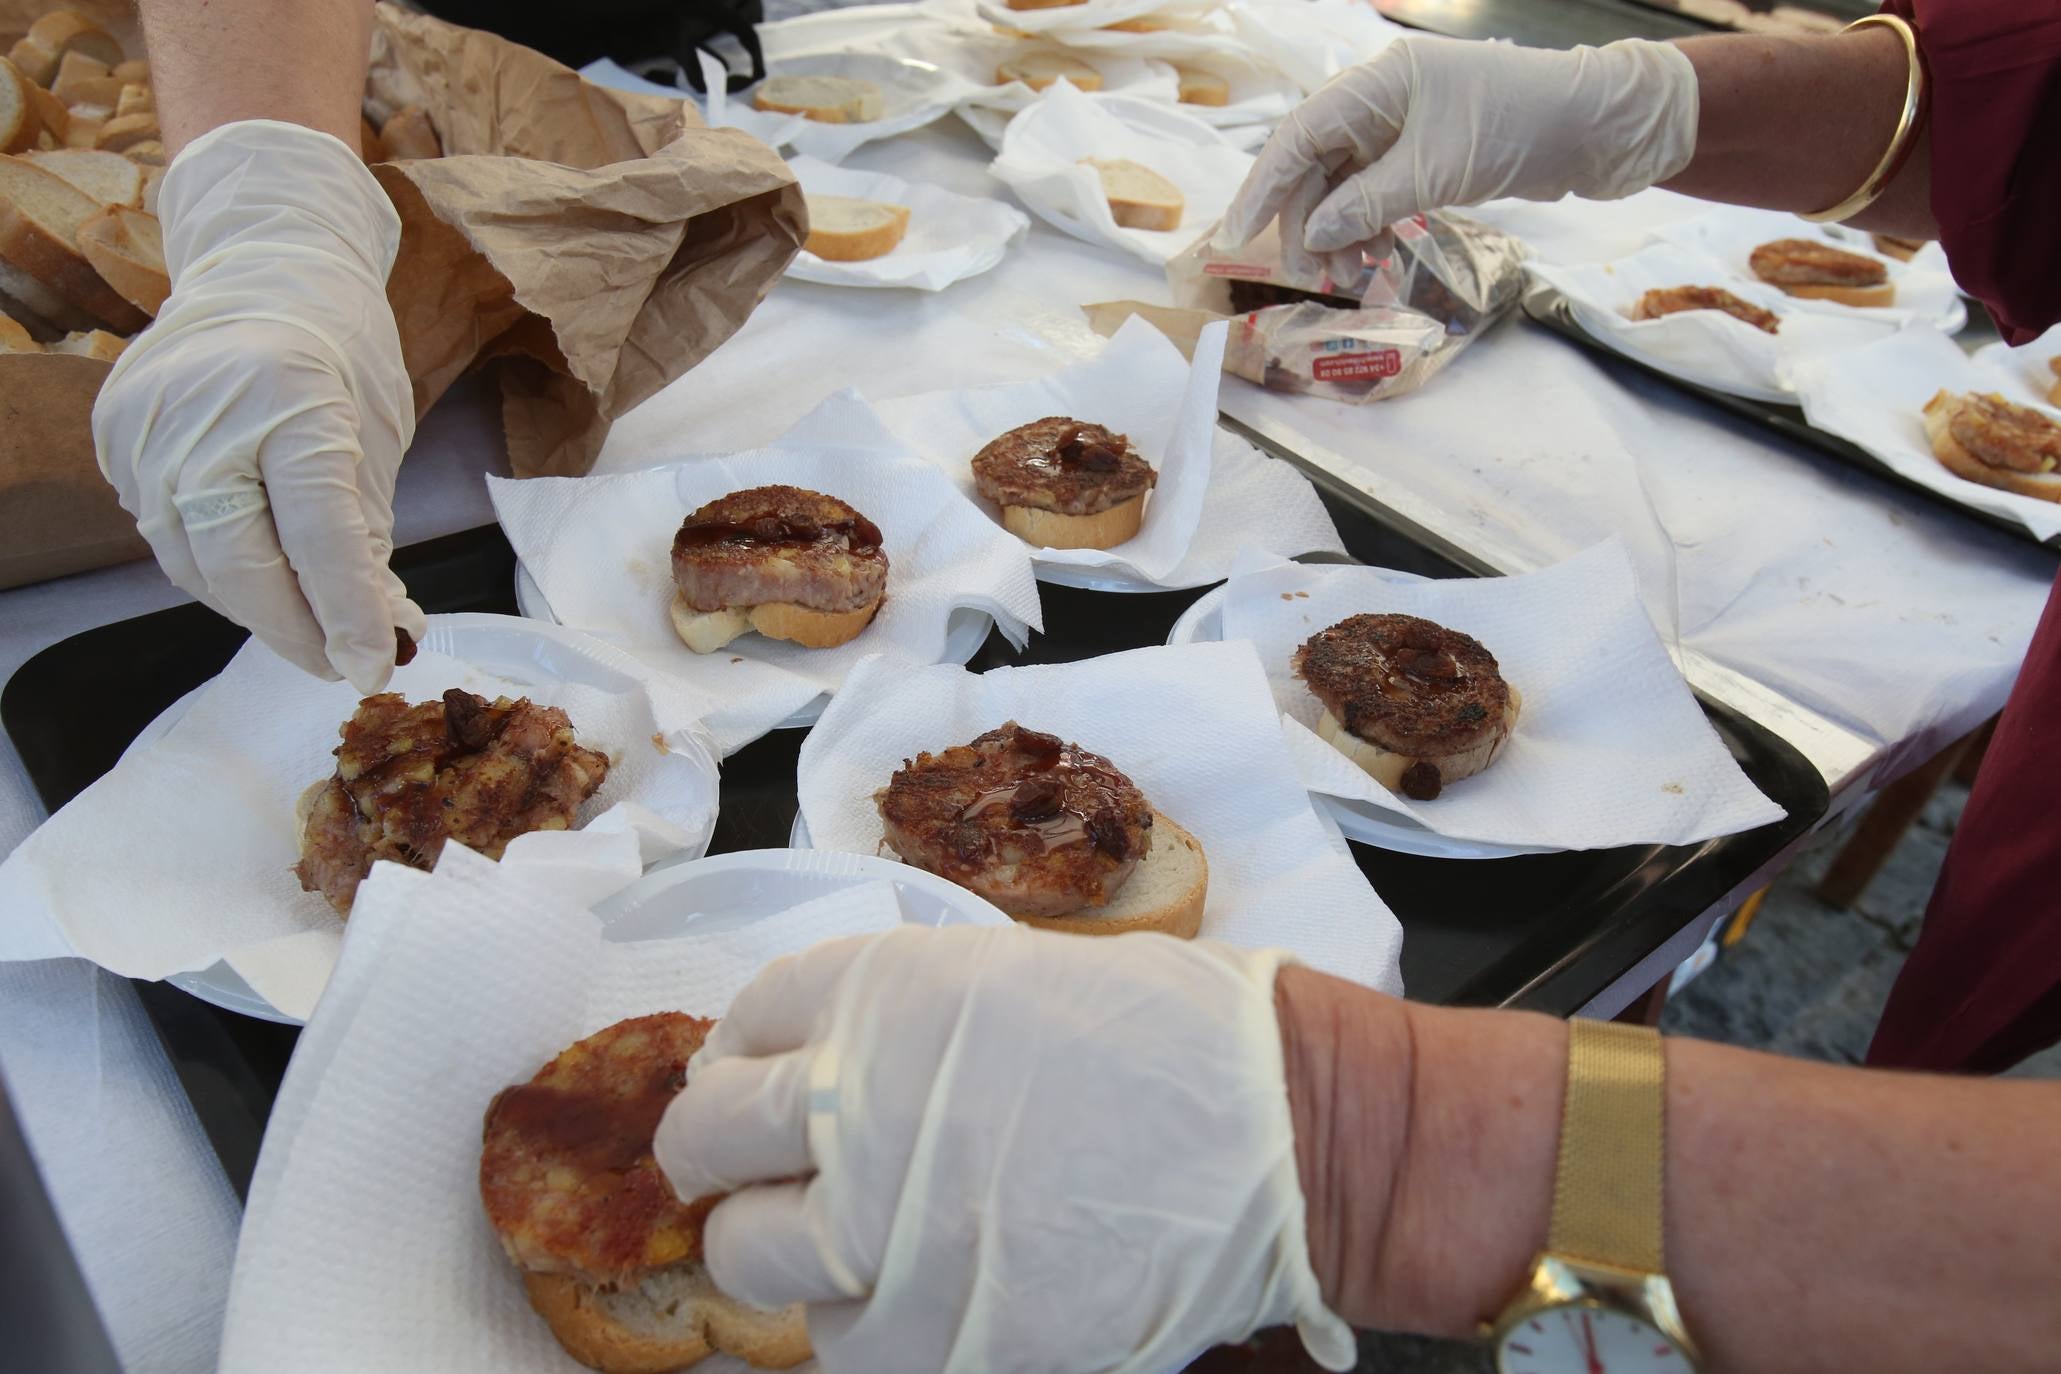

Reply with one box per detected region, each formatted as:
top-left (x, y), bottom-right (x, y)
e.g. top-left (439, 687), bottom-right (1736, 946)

top-left (1801, 14), bottom-right (1928, 224)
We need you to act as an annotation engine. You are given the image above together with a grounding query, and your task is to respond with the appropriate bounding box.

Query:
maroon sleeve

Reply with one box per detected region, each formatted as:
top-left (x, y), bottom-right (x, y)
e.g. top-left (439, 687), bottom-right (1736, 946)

top-left (1881, 0), bottom-right (2061, 344)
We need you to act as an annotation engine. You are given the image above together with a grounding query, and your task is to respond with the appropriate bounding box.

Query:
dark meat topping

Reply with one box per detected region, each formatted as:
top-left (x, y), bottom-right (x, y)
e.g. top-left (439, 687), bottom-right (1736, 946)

top-left (970, 417), bottom-right (1157, 517)
top-left (1400, 760), bottom-right (1444, 801)
top-left (674, 510), bottom-right (883, 555)
top-left (1294, 613), bottom-right (1511, 756)
top-left (394, 627), bottom-right (418, 666)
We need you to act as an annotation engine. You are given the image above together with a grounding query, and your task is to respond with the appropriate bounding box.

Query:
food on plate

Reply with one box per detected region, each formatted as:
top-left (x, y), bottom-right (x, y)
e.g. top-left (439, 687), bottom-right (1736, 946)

top-left (1747, 236), bottom-right (1893, 307)
top-left (1005, 0), bottom-right (1087, 9)
top-left (995, 49), bottom-right (1102, 92)
top-left (481, 1014), bottom-right (811, 1372)
top-left (1870, 232), bottom-right (1926, 262)
top-left (802, 193), bottom-right (909, 262)
top-left (1294, 614), bottom-right (1521, 802)
top-left (1103, 14), bottom-right (1172, 31)
top-left (970, 416), bottom-right (1156, 549)
top-left (1081, 157), bottom-right (1183, 231)
top-left (2048, 356), bottom-right (2061, 407)
top-left (876, 721), bottom-right (1206, 936)
top-left (669, 485), bottom-right (889, 652)
top-left (1921, 390), bottom-right (2061, 503)
top-left (751, 74), bottom-right (883, 124)
top-left (294, 690), bottom-right (610, 914)
top-left (1174, 66), bottom-right (1231, 106)
top-left (1630, 285), bottom-right (1780, 334)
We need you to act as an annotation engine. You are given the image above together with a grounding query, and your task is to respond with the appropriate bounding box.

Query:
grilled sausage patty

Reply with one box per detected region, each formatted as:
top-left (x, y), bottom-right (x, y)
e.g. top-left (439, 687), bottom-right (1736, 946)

top-left (671, 485), bottom-right (888, 614)
top-left (970, 417), bottom-right (1156, 516)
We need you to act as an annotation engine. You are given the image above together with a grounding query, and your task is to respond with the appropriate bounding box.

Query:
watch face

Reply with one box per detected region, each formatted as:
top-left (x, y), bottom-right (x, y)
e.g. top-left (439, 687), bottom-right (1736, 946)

top-left (1496, 1304), bottom-right (1691, 1374)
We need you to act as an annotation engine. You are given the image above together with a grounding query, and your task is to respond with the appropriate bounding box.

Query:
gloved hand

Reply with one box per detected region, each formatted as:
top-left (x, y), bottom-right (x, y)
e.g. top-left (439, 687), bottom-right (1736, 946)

top-left (656, 925), bottom-right (1355, 1374)
top-left (94, 119), bottom-right (422, 694)
top-left (1221, 35), bottom-right (1699, 288)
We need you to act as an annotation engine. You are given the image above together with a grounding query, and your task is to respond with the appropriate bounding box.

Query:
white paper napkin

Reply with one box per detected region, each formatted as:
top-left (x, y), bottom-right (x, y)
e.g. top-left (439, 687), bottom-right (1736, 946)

top-left (1792, 327), bottom-right (2061, 544)
top-left (1657, 204), bottom-right (1966, 334)
top-left (1220, 544), bottom-right (1786, 849)
top-left (1972, 322), bottom-right (2061, 411)
top-left (796, 644), bottom-right (1406, 993)
top-left (489, 390), bottom-right (1045, 731)
top-left (785, 156), bottom-right (1029, 291)
top-left (1527, 242), bottom-right (1895, 403)
top-left (702, 49), bottom-right (970, 163)
top-left (905, 26), bottom-right (1180, 110)
top-left (0, 616), bottom-right (723, 1021)
top-left (868, 314), bottom-right (1230, 583)
top-left (217, 844), bottom-right (921, 1374)
top-left (1223, 0), bottom-right (1404, 93)
top-left (1146, 52), bottom-right (1300, 129)
top-left (972, 0), bottom-right (1224, 38)
top-left (991, 83), bottom-right (1255, 264)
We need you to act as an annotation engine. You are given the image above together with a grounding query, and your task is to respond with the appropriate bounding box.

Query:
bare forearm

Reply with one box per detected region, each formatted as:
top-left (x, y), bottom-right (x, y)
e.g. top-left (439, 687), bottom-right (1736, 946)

top-left (1279, 966), bottom-right (2061, 1372)
top-left (138, 0), bottom-right (371, 156)
top-left (1664, 28), bottom-right (1934, 238)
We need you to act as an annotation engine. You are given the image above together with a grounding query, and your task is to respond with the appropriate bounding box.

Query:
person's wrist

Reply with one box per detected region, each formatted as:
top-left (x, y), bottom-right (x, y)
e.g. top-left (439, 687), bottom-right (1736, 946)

top-left (1274, 965), bottom-right (1417, 1328)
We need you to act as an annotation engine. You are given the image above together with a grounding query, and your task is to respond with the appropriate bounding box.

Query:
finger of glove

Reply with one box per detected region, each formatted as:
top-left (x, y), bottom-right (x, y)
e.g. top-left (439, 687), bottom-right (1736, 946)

top-left (179, 483), bottom-right (351, 682)
top-left (1273, 164), bottom-right (1339, 291)
top-left (694, 933), bottom-right (879, 1064)
top-left (703, 1181), bottom-right (866, 1309)
top-left (656, 1050), bottom-right (814, 1199)
top-left (257, 403), bottom-right (406, 695)
top-left (1305, 159), bottom-right (1422, 254)
top-left (1220, 109), bottom-right (1339, 248)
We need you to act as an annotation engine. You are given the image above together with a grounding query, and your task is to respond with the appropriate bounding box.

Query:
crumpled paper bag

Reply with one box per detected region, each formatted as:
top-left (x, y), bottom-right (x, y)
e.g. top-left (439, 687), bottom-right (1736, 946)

top-left (1221, 543), bottom-right (1787, 849)
top-left (216, 842), bottom-right (939, 1374)
top-left (796, 644), bottom-right (1406, 993)
top-left (0, 614), bottom-right (723, 1021)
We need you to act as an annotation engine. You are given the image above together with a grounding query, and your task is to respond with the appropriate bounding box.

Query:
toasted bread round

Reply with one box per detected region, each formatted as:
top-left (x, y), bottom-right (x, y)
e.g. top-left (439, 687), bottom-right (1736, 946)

top-left (524, 1266), bottom-right (811, 1374)
top-left (1174, 66), bottom-right (1230, 106)
top-left (1922, 390), bottom-right (2061, 504)
top-left (802, 194), bottom-right (909, 262)
top-left (1315, 690), bottom-right (1521, 800)
top-left (1012, 813), bottom-right (1207, 939)
top-left (1000, 494), bottom-right (1145, 549)
top-left (995, 50), bottom-right (1102, 93)
top-left (669, 590), bottom-right (882, 652)
top-left (1082, 157), bottom-right (1183, 232)
top-left (752, 75), bottom-right (882, 124)
top-left (1774, 280), bottom-right (1896, 308)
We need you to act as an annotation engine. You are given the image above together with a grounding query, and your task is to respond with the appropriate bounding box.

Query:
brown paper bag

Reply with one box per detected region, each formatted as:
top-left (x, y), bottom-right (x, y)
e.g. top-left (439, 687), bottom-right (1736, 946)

top-left (0, 2), bottom-right (803, 588)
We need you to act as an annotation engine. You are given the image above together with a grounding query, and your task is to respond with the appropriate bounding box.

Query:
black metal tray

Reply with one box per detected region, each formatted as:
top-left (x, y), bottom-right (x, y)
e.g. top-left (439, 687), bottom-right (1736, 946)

top-left (1524, 288), bottom-right (2060, 552)
top-left (4, 502), bottom-right (1825, 1199)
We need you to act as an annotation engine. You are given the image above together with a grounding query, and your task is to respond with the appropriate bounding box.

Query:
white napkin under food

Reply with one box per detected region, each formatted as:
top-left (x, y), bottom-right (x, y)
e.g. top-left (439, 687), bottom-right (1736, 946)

top-left (489, 390), bottom-right (1045, 737)
top-left (217, 843), bottom-right (928, 1374)
top-left (796, 644), bottom-right (1407, 993)
top-left (1972, 323), bottom-right (2061, 412)
top-left (702, 49), bottom-right (970, 163)
top-left (1221, 544), bottom-right (1786, 849)
top-left (1146, 51), bottom-right (1300, 129)
top-left (1527, 242), bottom-right (1894, 403)
top-left (1656, 204), bottom-right (1966, 334)
top-left (971, 0), bottom-right (1224, 38)
top-left (785, 156), bottom-right (1029, 291)
top-left (1223, 0), bottom-right (1403, 93)
top-left (1792, 327), bottom-right (2061, 544)
top-left (905, 26), bottom-right (1180, 111)
top-left (868, 314), bottom-right (1247, 585)
top-left (991, 82), bottom-right (1255, 265)
top-left (0, 616), bottom-right (722, 1021)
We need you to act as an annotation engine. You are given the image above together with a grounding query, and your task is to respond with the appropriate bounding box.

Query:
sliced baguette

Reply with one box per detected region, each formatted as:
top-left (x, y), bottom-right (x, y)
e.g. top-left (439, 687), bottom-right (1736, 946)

top-left (1174, 65), bottom-right (1230, 106)
top-left (1922, 390), bottom-right (2061, 504)
top-left (0, 309), bottom-right (40, 352)
top-left (62, 112), bottom-right (101, 149)
top-left (380, 105), bottom-right (441, 161)
top-left (802, 193), bottom-right (909, 262)
top-left (995, 50), bottom-right (1102, 92)
top-left (24, 148), bottom-right (141, 206)
top-left (0, 251), bottom-right (97, 333)
top-left (5, 38), bottom-right (57, 88)
top-left (524, 1265), bottom-right (810, 1374)
top-left (112, 58), bottom-right (149, 85)
top-left (1773, 279), bottom-right (1895, 308)
top-left (49, 326), bottom-right (123, 360)
top-left (0, 154), bottom-right (148, 331)
top-left (1102, 15), bottom-right (1172, 31)
top-left (75, 202), bottom-right (164, 315)
top-left (1081, 157), bottom-right (1182, 232)
top-left (24, 12), bottom-right (121, 72)
top-left (93, 111), bottom-right (156, 152)
top-left (115, 83), bottom-right (151, 118)
top-left (751, 75), bottom-right (882, 124)
top-left (0, 56), bottom-right (39, 154)
top-left (1000, 491), bottom-right (1145, 550)
top-left (1013, 813), bottom-right (1208, 939)
top-left (122, 139), bottom-right (163, 166)
top-left (1314, 684), bottom-right (1523, 799)
top-left (1004, 0), bottom-right (1088, 9)
top-left (139, 163), bottom-right (162, 214)
top-left (25, 80), bottom-right (68, 144)
top-left (670, 589), bottom-right (883, 653)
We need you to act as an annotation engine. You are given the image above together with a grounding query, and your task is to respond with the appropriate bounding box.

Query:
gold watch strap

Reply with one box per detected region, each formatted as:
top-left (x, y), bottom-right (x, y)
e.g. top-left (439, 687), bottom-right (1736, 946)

top-left (1547, 1019), bottom-right (1667, 1273)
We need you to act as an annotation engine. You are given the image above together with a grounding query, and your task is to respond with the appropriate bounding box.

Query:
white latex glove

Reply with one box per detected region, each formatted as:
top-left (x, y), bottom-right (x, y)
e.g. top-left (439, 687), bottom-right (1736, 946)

top-left (656, 925), bottom-right (1355, 1374)
top-left (1221, 35), bottom-right (1698, 288)
top-left (94, 119), bottom-right (423, 694)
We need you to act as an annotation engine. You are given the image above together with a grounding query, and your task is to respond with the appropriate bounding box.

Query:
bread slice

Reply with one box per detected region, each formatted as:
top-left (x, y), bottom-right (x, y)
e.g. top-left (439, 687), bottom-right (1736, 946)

top-left (1773, 280), bottom-right (1895, 308)
top-left (75, 203), bottom-right (165, 314)
top-left (24, 148), bottom-right (141, 206)
top-left (0, 309), bottom-right (40, 352)
top-left (5, 39), bottom-right (58, 89)
top-left (751, 76), bottom-right (883, 124)
top-left (49, 326), bottom-right (123, 360)
top-left (0, 243), bottom-right (98, 333)
top-left (0, 155), bottom-right (149, 331)
top-left (1013, 813), bottom-right (1208, 939)
top-left (670, 589), bottom-right (883, 653)
top-left (1175, 66), bottom-right (1231, 106)
top-left (63, 113), bottom-right (102, 149)
top-left (1081, 158), bottom-right (1182, 232)
top-left (25, 81), bottom-right (69, 145)
top-left (1102, 15), bottom-right (1173, 31)
top-left (24, 12), bottom-right (122, 73)
top-left (1005, 0), bottom-right (1088, 9)
top-left (995, 50), bottom-right (1102, 92)
top-left (93, 112), bottom-right (156, 152)
top-left (112, 59), bottom-right (149, 85)
top-left (1922, 390), bottom-right (2061, 504)
top-left (1000, 491), bottom-right (1145, 549)
top-left (140, 163), bottom-right (163, 214)
top-left (116, 83), bottom-right (151, 119)
top-left (1870, 232), bottom-right (1923, 261)
top-left (380, 105), bottom-right (441, 161)
top-left (1315, 684), bottom-right (1523, 799)
top-left (524, 1265), bottom-right (810, 1374)
top-left (122, 139), bottom-right (164, 167)
top-left (0, 56), bottom-right (41, 155)
top-left (802, 194), bottom-right (909, 262)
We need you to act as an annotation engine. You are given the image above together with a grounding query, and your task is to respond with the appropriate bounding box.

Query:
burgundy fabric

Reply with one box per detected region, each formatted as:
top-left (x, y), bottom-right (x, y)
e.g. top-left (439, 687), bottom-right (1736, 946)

top-left (1869, 567), bottom-right (2061, 1072)
top-left (1881, 0), bottom-right (2061, 343)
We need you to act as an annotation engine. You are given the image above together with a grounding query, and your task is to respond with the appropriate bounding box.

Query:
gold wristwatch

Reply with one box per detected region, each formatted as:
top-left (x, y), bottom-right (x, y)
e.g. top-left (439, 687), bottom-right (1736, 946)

top-left (1483, 1019), bottom-right (1702, 1373)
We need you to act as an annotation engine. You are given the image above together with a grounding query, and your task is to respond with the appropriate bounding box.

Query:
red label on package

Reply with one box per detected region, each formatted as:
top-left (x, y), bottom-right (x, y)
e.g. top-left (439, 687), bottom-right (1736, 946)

top-left (1203, 262), bottom-right (1273, 278)
top-left (1311, 349), bottom-right (1403, 382)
